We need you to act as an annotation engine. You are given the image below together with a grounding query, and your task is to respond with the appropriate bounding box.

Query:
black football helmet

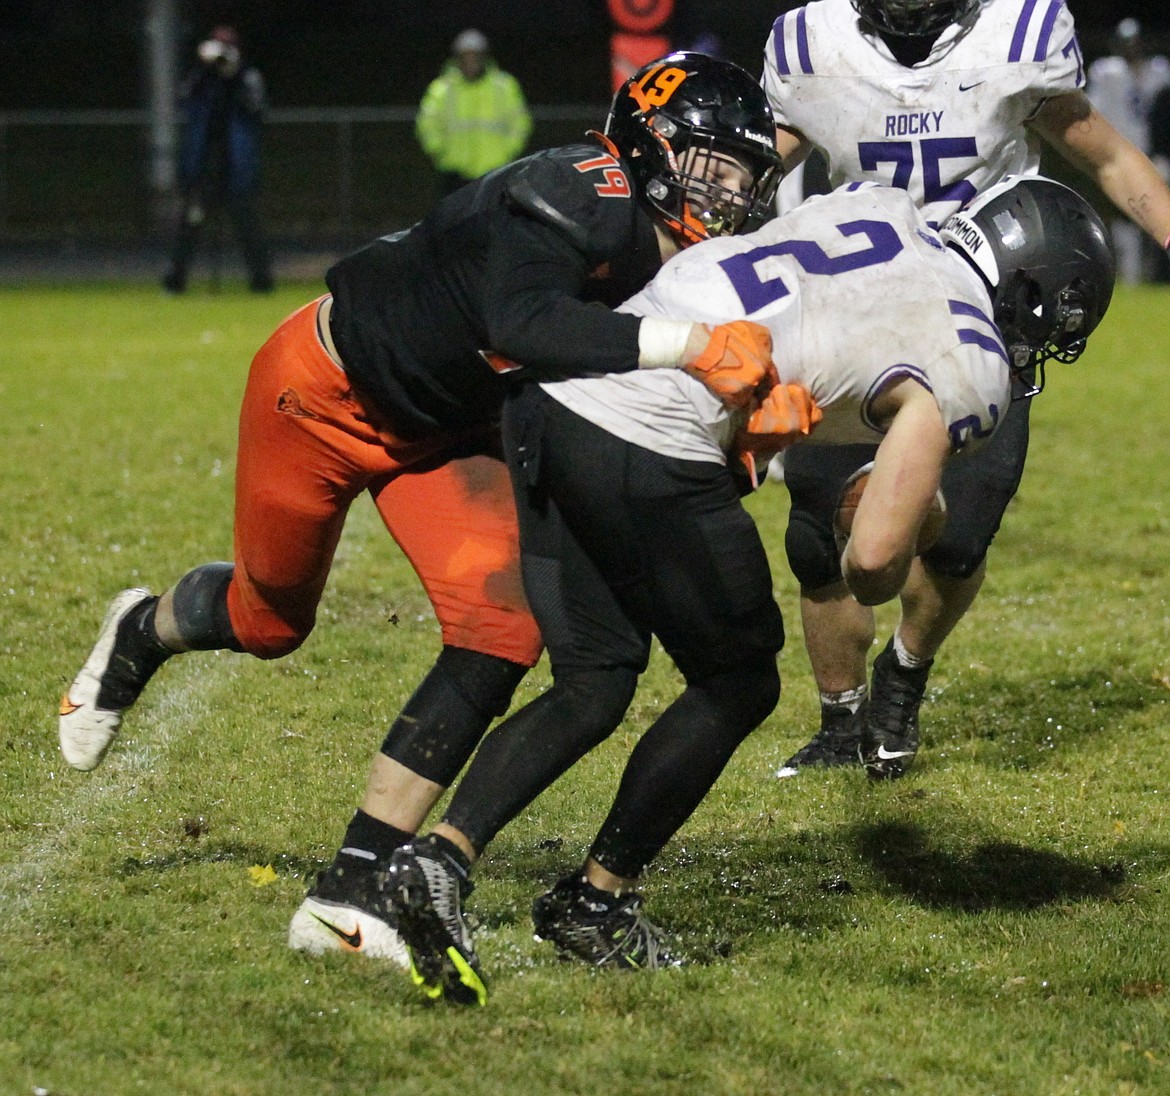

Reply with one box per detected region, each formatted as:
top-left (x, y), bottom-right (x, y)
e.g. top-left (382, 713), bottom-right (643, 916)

top-left (940, 176), bottom-right (1116, 398)
top-left (604, 52), bottom-right (783, 246)
top-left (851, 0), bottom-right (980, 40)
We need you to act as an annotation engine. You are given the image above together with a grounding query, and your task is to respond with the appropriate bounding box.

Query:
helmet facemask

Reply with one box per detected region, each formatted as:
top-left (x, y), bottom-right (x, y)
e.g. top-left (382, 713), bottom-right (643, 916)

top-left (996, 273), bottom-right (1093, 398)
top-left (851, 0), bottom-right (979, 40)
top-left (643, 117), bottom-right (782, 246)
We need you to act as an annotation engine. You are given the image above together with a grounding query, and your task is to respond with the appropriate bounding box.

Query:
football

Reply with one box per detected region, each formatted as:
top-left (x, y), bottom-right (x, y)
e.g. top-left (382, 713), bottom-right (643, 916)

top-left (833, 461), bottom-right (948, 553)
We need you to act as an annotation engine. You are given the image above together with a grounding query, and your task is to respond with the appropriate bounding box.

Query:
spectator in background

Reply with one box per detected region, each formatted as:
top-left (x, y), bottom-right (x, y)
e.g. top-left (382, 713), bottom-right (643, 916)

top-left (415, 29), bottom-right (532, 197)
top-left (1087, 18), bottom-right (1170, 284)
top-left (162, 25), bottom-right (272, 294)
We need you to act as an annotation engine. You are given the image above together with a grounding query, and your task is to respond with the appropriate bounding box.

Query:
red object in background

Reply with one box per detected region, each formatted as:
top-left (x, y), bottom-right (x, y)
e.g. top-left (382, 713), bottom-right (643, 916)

top-left (608, 0), bottom-right (674, 91)
top-left (608, 0), bottom-right (674, 34)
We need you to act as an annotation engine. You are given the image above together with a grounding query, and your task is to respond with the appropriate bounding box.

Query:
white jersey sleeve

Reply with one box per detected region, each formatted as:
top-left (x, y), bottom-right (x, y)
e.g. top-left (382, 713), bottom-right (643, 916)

top-left (762, 0), bottom-right (1085, 225)
top-left (542, 184), bottom-right (1011, 461)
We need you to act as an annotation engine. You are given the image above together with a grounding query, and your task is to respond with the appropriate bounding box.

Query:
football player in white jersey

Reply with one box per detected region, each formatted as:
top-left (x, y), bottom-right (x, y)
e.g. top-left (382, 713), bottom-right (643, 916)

top-left (379, 175), bottom-right (1113, 1000)
top-left (761, 0), bottom-right (1170, 781)
top-left (1086, 19), bottom-right (1170, 282)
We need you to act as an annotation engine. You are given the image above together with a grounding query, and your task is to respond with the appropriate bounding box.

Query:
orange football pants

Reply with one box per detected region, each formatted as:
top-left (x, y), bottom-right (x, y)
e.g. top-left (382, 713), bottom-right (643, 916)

top-left (225, 296), bottom-right (542, 667)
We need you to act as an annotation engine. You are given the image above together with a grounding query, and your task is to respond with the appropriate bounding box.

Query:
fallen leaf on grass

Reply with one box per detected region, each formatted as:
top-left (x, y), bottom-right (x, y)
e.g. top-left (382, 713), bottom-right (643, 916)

top-left (248, 863), bottom-right (278, 887)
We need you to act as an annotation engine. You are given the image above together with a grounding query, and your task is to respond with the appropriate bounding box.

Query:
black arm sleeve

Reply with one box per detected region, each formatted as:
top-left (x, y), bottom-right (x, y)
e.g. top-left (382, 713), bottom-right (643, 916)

top-left (479, 146), bottom-right (665, 379)
top-left (482, 208), bottom-right (646, 378)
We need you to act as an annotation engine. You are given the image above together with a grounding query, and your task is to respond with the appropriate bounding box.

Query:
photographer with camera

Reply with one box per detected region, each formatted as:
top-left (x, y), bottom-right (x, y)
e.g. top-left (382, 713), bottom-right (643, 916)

top-left (162, 25), bottom-right (273, 294)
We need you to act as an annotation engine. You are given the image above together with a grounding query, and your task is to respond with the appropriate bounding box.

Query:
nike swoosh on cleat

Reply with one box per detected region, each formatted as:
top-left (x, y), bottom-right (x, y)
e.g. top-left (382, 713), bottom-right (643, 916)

top-left (59, 695), bottom-right (81, 716)
top-left (310, 913), bottom-right (363, 950)
top-left (875, 745), bottom-right (914, 760)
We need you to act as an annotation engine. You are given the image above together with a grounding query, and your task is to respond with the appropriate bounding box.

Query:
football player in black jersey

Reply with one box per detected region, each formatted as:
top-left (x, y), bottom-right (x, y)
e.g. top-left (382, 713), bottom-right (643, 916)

top-left (58, 54), bottom-right (790, 964)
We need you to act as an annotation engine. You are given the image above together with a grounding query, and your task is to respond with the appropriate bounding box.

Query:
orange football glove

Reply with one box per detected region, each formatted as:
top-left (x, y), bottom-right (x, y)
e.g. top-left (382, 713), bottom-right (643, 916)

top-left (683, 321), bottom-right (779, 410)
top-left (738, 383), bottom-right (823, 456)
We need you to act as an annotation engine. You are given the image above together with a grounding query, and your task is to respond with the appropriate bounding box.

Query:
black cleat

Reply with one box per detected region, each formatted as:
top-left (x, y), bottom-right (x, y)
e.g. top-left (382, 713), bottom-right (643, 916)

top-left (386, 835), bottom-right (486, 1006)
top-left (860, 639), bottom-right (932, 781)
top-left (532, 873), bottom-right (682, 970)
top-left (775, 702), bottom-right (866, 778)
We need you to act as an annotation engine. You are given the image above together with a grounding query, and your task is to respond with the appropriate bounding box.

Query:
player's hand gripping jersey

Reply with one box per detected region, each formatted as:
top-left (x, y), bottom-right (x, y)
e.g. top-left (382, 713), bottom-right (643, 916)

top-left (542, 184), bottom-right (1009, 461)
top-left (325, 140), bottom-right (662, 439)
top-left (763, 0), bottom-right (1084, 225)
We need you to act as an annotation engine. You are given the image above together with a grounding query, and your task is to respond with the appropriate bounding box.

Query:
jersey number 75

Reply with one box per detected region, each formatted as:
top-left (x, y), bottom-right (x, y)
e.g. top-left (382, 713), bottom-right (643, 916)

top-left (858, 136), bottom-right (979, 209)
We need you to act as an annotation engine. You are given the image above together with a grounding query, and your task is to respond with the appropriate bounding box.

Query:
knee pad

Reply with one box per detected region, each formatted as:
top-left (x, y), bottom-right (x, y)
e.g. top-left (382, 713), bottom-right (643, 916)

top-left (551, 665), bottom-right (640, 741)
top-left (739, 656), bottom-right (782, 729)
top-left (918, 532), bottom-right (988, 581)
top-left (704, 656), bottom-right (781, 743)
top-left (171, 562), bottom-right (244, 652)
top-left (785, 509), bottom-right (842, 590)
top-left (381, 647), bottom-right (529, 786)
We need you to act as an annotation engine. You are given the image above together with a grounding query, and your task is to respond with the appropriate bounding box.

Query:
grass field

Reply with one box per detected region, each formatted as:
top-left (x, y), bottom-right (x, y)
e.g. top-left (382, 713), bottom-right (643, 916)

top-left (1, 280), bottom-right (1168, 1096)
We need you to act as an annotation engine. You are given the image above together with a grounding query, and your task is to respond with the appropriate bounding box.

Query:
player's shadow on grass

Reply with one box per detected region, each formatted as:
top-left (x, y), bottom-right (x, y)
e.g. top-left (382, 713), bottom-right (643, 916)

top-left (855, 820), bottom-right (1125, 911)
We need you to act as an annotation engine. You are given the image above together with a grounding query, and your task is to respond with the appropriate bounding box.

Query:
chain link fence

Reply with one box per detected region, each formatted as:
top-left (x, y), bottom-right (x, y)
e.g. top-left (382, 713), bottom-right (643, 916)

top-left (0, 105), bottom-right (604, 254)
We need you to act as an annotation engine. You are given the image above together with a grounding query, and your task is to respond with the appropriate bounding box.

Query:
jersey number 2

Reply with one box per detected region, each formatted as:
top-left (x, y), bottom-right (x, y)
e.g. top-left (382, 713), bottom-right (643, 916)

top-left (717, 219), bottom-right (904, 313)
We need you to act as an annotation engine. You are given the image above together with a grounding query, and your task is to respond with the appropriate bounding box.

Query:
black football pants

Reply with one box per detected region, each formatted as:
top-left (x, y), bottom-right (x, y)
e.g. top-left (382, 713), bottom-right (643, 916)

top-left (441, 385), bottom-right (784, 877)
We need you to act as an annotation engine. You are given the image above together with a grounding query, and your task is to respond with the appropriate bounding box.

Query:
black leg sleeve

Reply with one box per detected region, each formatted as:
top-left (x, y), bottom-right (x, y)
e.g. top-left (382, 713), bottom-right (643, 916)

top-left (440, 665), bottom-right (639, 854)
top-left (589, 657), bottom-right (781, 880)
top-left (380, 646), bottom-right (529, 787)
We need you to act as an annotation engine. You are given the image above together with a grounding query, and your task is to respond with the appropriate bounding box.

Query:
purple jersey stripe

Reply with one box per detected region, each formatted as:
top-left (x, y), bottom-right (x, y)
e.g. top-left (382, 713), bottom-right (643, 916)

top-left (796, 8), bottom-right (813, 75)
top-left (949, 299), bottom-right (996, 327)
top-left (772, 13), bottom-right (791, 76)
top-left (1033, 0), bottom-right (1063, 62)
top-left (1009, 0), bottom-right (1039, 63)
top-left (1063, 33), bottom-right (1085, 87)
top-left (862, 365), bottom-right (932, 432)
top-left (958, 328), bottom-right (1009, 363)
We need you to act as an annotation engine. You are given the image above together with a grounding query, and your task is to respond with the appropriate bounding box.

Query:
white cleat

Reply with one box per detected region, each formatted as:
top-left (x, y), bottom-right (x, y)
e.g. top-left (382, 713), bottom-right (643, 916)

top-left (288, 896), bottom-right (410, 968)
top-left (59, 588), bottom-right (154, 771)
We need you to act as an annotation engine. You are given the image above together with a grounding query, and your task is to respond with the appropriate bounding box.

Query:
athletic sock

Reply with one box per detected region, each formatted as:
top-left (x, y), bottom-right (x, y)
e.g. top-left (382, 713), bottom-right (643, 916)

top-left (819, 684), bottom-right (868, 713)
top-left (338, 809), bottom-right (413, 867)
top-left (892, 631), bottom-right (933, 672)
top-left (426, 832), bottom-right (472, 876)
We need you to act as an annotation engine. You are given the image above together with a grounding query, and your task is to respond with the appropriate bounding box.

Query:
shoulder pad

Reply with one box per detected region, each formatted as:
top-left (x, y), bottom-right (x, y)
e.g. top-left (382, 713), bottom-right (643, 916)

top-left (503, 144), bottom-right (639, 260)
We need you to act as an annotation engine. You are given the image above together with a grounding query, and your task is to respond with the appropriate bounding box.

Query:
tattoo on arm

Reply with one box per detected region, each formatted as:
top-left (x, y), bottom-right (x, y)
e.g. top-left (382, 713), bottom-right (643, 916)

top-left (1127, 192), bottom-right (1155, 234)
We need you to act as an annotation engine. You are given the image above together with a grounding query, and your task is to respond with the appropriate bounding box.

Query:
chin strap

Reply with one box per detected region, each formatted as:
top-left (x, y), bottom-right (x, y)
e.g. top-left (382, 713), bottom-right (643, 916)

top-left (659, 207), bottom-right (711, 248)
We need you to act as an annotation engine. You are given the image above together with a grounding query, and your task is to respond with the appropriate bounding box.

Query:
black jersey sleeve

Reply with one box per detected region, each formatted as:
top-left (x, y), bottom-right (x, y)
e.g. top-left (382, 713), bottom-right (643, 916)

top-left (481, 146), bottom-right (662, 378)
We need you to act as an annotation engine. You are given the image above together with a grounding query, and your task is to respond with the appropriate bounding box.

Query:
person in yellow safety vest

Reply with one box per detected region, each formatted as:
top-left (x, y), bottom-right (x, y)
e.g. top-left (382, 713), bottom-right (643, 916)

top-left (416, 29), bottom-right (533, 196)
